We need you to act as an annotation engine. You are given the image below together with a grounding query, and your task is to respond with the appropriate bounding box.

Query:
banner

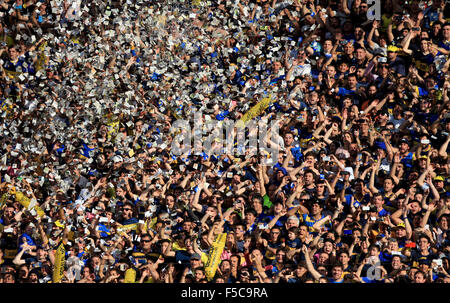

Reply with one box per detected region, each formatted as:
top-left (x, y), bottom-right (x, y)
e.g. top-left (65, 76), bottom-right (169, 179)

top-left (53, 243), bottom-right (66, 283)
top-left (105, 114), bottom-right (120, 141)
top-left (35, 41), bottom-right (49, 71)
top-left (238, 95), bottom-right (273, 125)
top-left (204, 232), bottom-right (227, 281)
top-left (13, 190), bottom-right (45, 218)
top-left (124, 268), bottom-right (136, 283)
top-left (116, 223), bottom-right (139, 235)
top-left (0, 192), bottom-right (9, 208)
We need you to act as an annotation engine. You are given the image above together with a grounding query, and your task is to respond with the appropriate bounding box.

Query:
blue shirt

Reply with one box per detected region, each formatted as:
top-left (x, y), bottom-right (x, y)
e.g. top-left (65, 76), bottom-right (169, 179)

top-left (337, 87), bottom-right (356, 97)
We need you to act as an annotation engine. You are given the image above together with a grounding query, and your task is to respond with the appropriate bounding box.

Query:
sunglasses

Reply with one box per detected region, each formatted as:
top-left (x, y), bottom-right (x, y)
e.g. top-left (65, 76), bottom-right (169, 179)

top-left (123, 208), bottom-right (132, 211)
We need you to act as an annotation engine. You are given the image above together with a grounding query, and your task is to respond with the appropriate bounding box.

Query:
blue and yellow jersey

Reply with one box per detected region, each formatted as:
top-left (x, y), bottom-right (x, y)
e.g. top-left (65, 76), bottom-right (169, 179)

top-left (264, 241), bottom-right (281, 260)
top-left (400, 152), bottom-right (415, 169)
top-left (345, 193), bottom-right (370, 208)
top-left (301, 214), bottom-right (330, 233)
top-left (286, 238), bottom-right (302, 251)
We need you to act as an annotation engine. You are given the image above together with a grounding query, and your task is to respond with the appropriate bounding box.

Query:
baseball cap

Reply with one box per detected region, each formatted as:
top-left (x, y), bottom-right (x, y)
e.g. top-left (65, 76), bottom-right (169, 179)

top-left (400, 138), bottom-right (410, 145)
top-left (112, 155), bottom-right (123, 163)
top-left (373, 47), bottom-right (387, 57)
top-left (434, 176), bottom-right (444, 181)
top-left (387, 45), bottom-right (400, 52)
top-left (395, 223), bottom-right (406, 229)
top-left (190, 253), bottom-right (201, 260)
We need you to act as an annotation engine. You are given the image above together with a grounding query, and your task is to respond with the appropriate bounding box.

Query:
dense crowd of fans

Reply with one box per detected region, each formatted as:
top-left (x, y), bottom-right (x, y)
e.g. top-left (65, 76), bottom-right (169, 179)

top-left (0, 0), bottom-right (450, 283)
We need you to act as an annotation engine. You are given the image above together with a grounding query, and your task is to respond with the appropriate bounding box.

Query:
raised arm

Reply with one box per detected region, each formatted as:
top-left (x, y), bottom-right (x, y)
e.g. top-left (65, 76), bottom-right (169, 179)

top-left (401, 31), bottom-right (415, 55)
top-left (312, 215), bottom-right (332, 232)
top-left (302, 245), bottom-right (322, 281)
top-left (420, 203), bottom-right (437, 229)
top-left (341, 0), bottom-right (351, 15)
top-left (369, 162), bottom-right (380, 194)
top-left (438, 135), bottom-right (450, 158)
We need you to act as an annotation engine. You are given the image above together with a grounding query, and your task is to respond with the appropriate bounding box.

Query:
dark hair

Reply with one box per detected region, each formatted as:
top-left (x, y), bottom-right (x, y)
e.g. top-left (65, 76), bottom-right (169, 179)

top-left (417, 233), bottom-right (430, 243)
top-left (337, 250), bottom-right (350, 258)
top-left (246, 208), bottom-right (258, 217)
top-left (251, 194), bottom-right (264, 206)
top-left (438, 214), bottom-right (450, 223)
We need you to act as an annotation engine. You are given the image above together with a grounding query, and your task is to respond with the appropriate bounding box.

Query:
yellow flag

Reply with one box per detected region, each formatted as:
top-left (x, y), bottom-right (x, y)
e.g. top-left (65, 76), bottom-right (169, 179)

top-left (116, 223), bottom-right (138, 235)
top-left (0, 192), bottom-right (9, 208)
top-left (106, 116), bottom-right (120, 140)
top-left (148, 217), bottom-right (158, 229)
top-left (204, 233), bottom-right (227, 281)
top-left (14, 191), bottom-right (45, 218)
top-left (35, 41), bottom-right (48, 71)
top-left (53, 243), bottom-right (66, 283)
top-left (124, 268), bottom-right (136, 283)
top-left (236, 95), bottom-right (273, 128)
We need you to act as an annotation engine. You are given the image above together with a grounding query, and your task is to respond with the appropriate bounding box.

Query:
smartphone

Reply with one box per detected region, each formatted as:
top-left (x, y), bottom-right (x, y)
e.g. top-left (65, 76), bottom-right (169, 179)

top-left (378, 57), bottom-right (387, 63)
top-left (434, 259), bottom-right (443, 267)
top-left (421, 139), bottom-right (430, 144)
top-left (3, 227), bottom-right (14, 233)
top-left (323, 156), bottom-right (330, 162)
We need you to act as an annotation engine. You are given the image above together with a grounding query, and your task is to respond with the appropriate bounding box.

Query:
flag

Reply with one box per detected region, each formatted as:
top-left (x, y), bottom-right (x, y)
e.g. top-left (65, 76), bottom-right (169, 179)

top-left (13, 191), bottom-right (45, 218)
top-left (53, 243), bottom-right (66, 283)
top-left (204, 233), bottom-right (227, 281)
top-left (238, 95), bottom-right (273, 125)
